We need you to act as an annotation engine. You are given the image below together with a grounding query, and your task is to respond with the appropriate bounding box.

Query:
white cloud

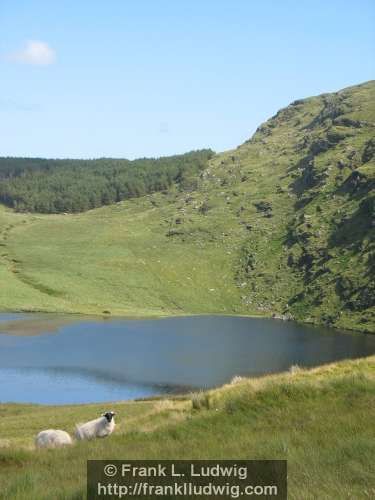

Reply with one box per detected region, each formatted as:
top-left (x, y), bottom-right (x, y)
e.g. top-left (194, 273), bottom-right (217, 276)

top-left (10, 40), bottom-right (56, 66)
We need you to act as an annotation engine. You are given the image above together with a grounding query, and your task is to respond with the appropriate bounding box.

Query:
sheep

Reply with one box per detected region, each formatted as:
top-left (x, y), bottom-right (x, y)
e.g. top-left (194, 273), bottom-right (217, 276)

top-left (35, 429), bottom-right (73, 449)
top-left (75, 411), bottom-right (116, 441)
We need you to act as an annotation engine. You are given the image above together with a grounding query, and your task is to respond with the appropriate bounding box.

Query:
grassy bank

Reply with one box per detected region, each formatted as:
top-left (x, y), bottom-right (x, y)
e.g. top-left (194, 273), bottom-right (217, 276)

top-left (0, 356), bottom-right (374, 499)
top-left (0, 195), bottom-right (249, 318)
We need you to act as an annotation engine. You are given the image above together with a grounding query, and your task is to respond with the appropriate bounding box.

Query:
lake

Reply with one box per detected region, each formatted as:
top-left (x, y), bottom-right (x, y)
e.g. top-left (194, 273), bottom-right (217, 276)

top-left (0, 313), bottom-right (374, 404)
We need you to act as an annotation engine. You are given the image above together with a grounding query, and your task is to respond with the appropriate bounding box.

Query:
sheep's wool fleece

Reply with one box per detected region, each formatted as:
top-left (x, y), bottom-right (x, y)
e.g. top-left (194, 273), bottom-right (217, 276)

top-left (75, 416), bottom-right (115, 440)
top-left (35, 429), bottom-right (73, 449)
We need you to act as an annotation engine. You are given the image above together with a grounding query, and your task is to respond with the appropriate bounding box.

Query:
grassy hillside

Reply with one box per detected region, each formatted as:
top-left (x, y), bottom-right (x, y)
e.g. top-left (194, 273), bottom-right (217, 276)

top-left (0, 81), bottom-right (374, 331)
top-left (1, 356), bottom-right (374, 499)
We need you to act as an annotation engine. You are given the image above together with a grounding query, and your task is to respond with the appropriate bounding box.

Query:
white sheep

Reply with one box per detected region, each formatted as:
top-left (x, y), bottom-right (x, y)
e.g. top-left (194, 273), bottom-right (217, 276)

top-left (75, 411), bottom-right (116, 440)
top-left (35, 429), bottom-right (73, 449)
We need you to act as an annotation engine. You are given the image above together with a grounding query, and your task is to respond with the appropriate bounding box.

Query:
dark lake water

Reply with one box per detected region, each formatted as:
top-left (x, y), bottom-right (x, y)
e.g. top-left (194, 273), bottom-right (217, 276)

top-left (0, 313), bottom-right (374, 404)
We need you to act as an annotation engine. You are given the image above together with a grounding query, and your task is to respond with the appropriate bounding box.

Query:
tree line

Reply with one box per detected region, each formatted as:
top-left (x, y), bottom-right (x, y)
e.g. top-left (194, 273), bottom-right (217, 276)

top-left (0, 150), bottom-right (214, 213)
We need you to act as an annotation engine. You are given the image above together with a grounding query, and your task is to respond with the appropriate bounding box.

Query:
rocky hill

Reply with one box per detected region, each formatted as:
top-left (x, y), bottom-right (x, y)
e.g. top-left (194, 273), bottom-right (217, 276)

top-left (212, 80), bottom-right (375, 331)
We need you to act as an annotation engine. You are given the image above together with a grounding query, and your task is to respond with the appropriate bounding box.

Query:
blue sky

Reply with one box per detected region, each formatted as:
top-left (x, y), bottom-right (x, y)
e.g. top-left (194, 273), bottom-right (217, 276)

top-left (0, 0), bottom-right (374, 159)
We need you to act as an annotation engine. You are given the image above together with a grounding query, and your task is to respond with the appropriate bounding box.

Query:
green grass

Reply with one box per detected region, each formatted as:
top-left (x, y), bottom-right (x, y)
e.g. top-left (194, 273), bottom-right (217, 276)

top-left (0, 199), bottom-right (249, 317)
top-left (0, 356), bottom-right (374, 499)
top-left (0, 80), bottom-right (374, 331)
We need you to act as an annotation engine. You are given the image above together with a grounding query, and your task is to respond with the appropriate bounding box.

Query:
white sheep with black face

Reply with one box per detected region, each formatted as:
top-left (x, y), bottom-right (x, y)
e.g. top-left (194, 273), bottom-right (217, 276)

top-left (75, 411), bottom-right (116, 440)
top-left (35, 429), bottom-right (73, 449)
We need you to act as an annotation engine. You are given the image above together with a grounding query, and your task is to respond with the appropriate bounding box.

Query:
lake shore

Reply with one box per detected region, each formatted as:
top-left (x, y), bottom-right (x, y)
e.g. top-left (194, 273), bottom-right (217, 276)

top-left (1, 355), bottom-right (374, 499)
top-left (1, 305), bottom-right (374, 336)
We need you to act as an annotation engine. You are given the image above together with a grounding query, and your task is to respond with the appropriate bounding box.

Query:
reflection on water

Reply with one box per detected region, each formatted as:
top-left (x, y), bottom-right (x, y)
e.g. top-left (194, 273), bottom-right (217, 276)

top-left (0, 313), bottom-right (94, 336)
top-left (0, 314), bottom-right (374, 404)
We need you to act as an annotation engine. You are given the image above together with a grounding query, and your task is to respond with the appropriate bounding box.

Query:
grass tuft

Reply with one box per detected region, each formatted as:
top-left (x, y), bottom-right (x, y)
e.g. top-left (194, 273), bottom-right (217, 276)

top-left (191, 391), bottom-right (211, 410)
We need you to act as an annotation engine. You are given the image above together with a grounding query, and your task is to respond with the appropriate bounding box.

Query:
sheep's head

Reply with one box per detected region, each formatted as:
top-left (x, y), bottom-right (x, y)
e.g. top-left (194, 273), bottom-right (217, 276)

top-left (103, 411), bottom-right (116, 422)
